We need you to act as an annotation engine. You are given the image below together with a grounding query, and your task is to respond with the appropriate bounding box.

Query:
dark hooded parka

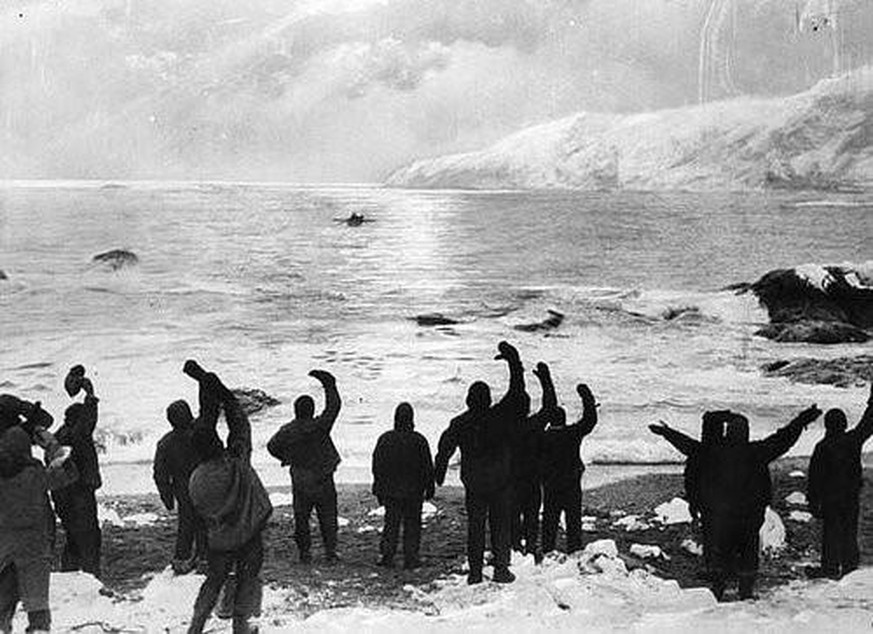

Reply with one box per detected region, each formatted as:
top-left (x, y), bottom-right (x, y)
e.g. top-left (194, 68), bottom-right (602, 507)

top-left (808, 385), bottom-right (873, 578)
top-left (434, 341), bottom-right (530, 584)
top-left (371, 402), bottom-right (435, 568)
top-left (700, 406), bottom-right (820, 600)
top-left (539, 382), bottom-right (598, 554)
top-left (153, 399), bottom-right (208, 568)
top-left (184, 361), bottom-right (272, 634)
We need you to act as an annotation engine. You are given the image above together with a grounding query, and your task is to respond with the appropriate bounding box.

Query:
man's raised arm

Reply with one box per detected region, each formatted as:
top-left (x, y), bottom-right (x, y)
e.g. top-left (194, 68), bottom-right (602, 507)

top-left (648, 421), bottom-right (700, 457)
top-left (310, 370), bottom-right (341, 432)
top-left (849, 383), bottom-right (873, 445)
top-left (494, 341), bottom-right (529, 417)
top-left (574, 383), bottom-right (599, 438)
top-left (758, 405), bottom-right (821, 463)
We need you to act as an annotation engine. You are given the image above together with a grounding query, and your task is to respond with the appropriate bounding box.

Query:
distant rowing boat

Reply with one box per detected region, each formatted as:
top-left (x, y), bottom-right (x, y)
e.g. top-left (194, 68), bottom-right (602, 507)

top-left (333, 213), bottom-right (374, 226)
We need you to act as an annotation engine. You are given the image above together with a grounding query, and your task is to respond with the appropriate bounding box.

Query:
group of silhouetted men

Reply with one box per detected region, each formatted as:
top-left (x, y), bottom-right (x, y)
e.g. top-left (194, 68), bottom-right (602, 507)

top-left (2, 347), bottom-right (872, 632)
top-left (650, 383), bottom-right (873, 601)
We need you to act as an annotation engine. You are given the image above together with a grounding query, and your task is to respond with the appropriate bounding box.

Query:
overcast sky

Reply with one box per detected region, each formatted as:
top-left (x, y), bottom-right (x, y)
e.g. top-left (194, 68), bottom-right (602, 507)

top-left (1, 0), bottom-right (870, 181)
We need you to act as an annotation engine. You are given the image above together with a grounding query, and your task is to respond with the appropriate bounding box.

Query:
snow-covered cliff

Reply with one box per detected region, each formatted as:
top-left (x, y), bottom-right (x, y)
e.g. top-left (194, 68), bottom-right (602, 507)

top-left (386, 68), bottom-right (873, 191)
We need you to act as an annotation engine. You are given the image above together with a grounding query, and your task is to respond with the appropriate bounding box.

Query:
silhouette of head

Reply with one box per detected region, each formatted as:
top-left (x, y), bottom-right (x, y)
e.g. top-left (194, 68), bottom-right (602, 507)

top-left (824, 409), bottom-right (848, 435)
top-left (466, 381), bottom-right (492, 412)
top-left (551, 406), bottom-right (567, 427)
top-left (64, 403), bottom-right (85, 426)
top-left (724, 413), bottom-right (749, 444)
top-left (166, 400), bottom-right (194, 429)
top-left (701, 411), bottom-right (727, 445)
top-left (394, 402), bottom-right (414, 431)
top-left (294, 395), bottom-right (315, 420)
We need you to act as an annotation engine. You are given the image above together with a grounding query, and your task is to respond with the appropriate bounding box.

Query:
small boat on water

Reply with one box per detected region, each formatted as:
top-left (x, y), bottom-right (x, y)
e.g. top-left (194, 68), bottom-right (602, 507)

top-left (333, 212), bottom-right (374, 227)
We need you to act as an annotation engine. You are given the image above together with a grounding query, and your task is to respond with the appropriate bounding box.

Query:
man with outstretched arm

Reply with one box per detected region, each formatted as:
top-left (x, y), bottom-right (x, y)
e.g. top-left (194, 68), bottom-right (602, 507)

top-left (539, 380), bottom-right (599, 554)
top-left (658, 405), bottom-right (821, 601)
top-left (184, 361), bottom-right (272, 634)
top-left (808, 383), bottom-right (873, 579)
top-left (434, 341), bottom-right (529, 585)
top-left (267, 370), bottom-right (342, 564)
top-left (52, 366), bottom-right (103, 578)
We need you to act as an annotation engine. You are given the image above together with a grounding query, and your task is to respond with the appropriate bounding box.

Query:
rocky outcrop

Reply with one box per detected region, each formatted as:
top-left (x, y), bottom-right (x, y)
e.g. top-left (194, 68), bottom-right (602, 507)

top-left (92, 249), bottom-right (139, 270)
top-left (412, 313), bottom-right (460, 327)
top-left (762, 356), bottom-right (873, 388)
top-left (740, 263), bottom-right (873, 344)
top-left (513, 309), bottom-right (564, 333)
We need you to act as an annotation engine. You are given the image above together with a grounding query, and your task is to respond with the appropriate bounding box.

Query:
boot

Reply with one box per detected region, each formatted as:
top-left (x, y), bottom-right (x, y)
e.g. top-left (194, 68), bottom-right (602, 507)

top-left (467, 569), bottom-right (483, 585)
top-left (492, 566), bottom-right (516, 584)
top-left (738, 575), bottom-right (756, 601)
top-left (215, 574), bottom-right (237, 619)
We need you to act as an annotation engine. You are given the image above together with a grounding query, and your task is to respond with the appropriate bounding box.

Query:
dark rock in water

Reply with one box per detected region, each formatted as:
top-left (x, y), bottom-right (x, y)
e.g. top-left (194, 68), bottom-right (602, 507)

top-left (762, 355), bottom-right (873, 388)
top-left (740, 263), bottom-right (873, 344)
top-left (413, 313), bottom-right (460, 326)
top-left (92, 249), bottom-right (139, 270)
top-left (514, 309), bottom-right (565, 332)
top-left (232, 388), bottom-right (281, 416)
top-left (661, 306), bottom-right (702, 321)
top-left (755, 321), bottom-right (870, 344)
top-left (0, 270), bottom-right (7, 281)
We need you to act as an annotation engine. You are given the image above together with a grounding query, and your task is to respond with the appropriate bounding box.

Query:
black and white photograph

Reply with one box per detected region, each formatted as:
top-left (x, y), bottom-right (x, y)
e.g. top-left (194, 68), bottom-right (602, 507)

top-left (1, 0), bottom-right (872, 631)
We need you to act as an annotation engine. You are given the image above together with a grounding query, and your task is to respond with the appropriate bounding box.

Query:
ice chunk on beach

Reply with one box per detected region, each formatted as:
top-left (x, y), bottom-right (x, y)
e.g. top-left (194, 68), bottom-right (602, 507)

top-left (654, 498), bottom-right (692, 525)
top-left (789, 510), bottom-right (813, 523)
top-left (786, 491), bottom-right (808, 506)
top-left (269, 491), bottom-right (295, 507)
top-left (789, 470), bottom-right (806, 478)
top-left (368, 506), bottom-right (386, 517)
top-left (630, 544), bottom-right (670, 561)
top-left (584, 539), bottom-right (618, 559)
top-left (681, 538), bottom-right (704, 556)
top-left (613, 515), bottom-right (650, 531)
top-left (794, 264), bottom-right (835, 292)
top-left (125, 512), bottom-right (159, 527)
top-left (98, 504), bottom-right (124, 527)
top-left (357, 524), bottom-right (378, 533)
top-left (760, 507), bottom-right (786, 554)
top-left (422, 501), bottom-right (438, 520)
top-left (338, 516), bottom-right (350, 527)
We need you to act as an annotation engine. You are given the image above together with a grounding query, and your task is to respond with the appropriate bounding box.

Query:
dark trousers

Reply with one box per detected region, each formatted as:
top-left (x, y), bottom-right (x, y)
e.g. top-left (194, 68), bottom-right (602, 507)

top-left (187, 532), bottom-right (264, 634)
top-left (465, 486), bottom-right (511, 574)
top-left (293, 476), bottom-right (338, 556)
top-left (542, 482), bottom-right (582, 553)
top-left (709, 512), bottom-right (761, 594)
top-left (821, 501), bottom-right (860, 576)
top-left (55, 488), bottom-right (102, 578)
top-left (510, 479), bottom-right (542, 553)
top-left (176, 498), bottom-right (208, 563)
top-left (380, 497), bottom-right (423, 565)
top-left (0, 565), bottom-right (51, 633)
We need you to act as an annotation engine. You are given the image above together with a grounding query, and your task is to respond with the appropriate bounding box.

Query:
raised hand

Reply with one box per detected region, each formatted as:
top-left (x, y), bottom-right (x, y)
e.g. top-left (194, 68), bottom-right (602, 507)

top-left (183, 360), bottom-right (206, 381)
top-left (648, 420), bottom-right (669, 437)
top-left (494, 341), bottom-right (519, 361)
top-left (308, 369), bottom-right (336, 385)
top-left (64, 365), bottom-right (86, 397)
top-left (533, 362), bottom-right (551, 378)
top-left (797, 404), bottom-right (822, 427)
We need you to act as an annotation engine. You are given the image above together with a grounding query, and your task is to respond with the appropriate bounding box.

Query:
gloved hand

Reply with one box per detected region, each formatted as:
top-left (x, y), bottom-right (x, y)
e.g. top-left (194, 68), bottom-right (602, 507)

top-left (648, 420), bottom-right (669, 437)
top-left (797, 404), bottom-right (822, 427)
top-left (183, 360), bottom-right (206, 381)
top-left (533, 362), bottom-right (550, 379)
top-left (309, 369), bottom-right (336, 385)
top-left (494, 341), bottom-right (519, 361)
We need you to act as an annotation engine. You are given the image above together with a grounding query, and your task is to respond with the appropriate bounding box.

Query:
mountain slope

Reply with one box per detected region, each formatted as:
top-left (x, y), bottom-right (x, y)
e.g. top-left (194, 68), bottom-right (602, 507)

top-left (386, 68), bottom-right (873, 190)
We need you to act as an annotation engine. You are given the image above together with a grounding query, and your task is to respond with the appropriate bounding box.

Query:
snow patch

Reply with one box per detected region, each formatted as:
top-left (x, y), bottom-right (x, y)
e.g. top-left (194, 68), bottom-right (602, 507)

top-left (789, 471), bottom-right (806, 479)
top-left (786, 492), bottom-right (808, 506)
top-left (269, 491), bottom-right (295, 507)
top-left (760, 507), bottom-right (787, 554)
top-left (612, 515), bottom-right (651, 532)
top-left (681, 539), bottom-right (704, 556)
top-left (789, 510), bottom-right (813, 523)
top-left (630, 544), bottom-right (671, 561)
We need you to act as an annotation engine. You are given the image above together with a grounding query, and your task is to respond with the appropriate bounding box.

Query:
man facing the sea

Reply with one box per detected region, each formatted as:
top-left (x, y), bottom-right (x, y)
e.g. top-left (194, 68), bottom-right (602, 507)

top-left (267, 370), bottom-right (343, 564)
top-left (808, 383), bottom-right (873, 579)
top-left (434, 341), bottom-right (530, 585)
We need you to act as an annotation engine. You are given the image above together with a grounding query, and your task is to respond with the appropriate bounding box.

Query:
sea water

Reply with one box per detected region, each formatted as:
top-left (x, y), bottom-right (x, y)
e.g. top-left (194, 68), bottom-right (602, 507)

top-left (0, 181), bottom-right (870, 493)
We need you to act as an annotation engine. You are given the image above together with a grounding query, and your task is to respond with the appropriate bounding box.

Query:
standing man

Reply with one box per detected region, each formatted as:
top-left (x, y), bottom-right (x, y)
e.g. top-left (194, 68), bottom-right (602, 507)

top-left (511, 362), bottom-right (561, 557)
top-left (434, 341), bottom-right (529, 585)
top-left (153, 400), bottom-right (208, 574)
top-left (53, 365), bottom-right (103, 578)
top-left (539, 381), bottom-right (599, 555)
top-left (701, 406), bottom-right (820, 600)
top-left (808, 384), bottom-right (873, 579)
top-left (372, 402), bottom-right (435, 570)
top-left (267, 370), bottom-right (342, 564)
top-left (184, 362), bottom-right (272, 634)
